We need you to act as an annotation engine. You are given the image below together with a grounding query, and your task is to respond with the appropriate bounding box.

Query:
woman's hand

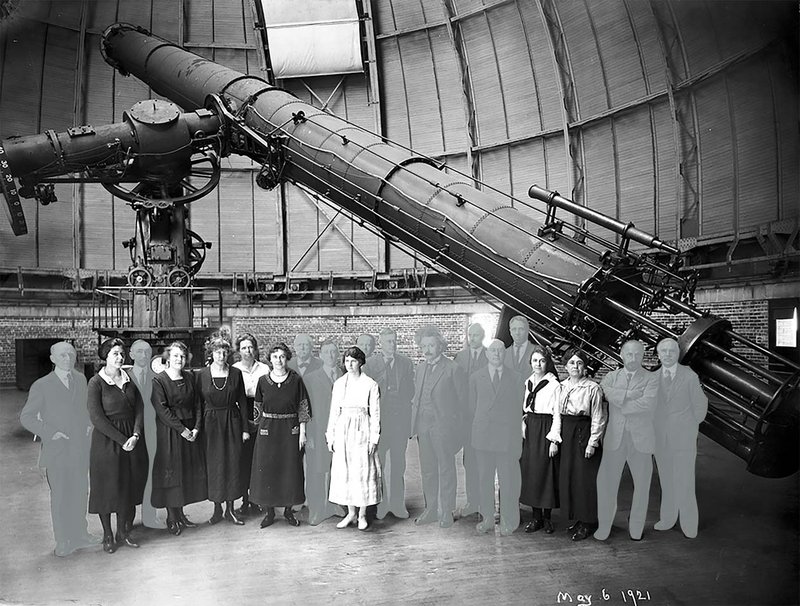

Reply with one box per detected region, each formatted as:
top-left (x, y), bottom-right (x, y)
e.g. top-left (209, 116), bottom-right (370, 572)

top-left (368, 442), bottom-right (377, 456)
top-left (521, 419), bottom-right (527, 440)
top-left (298, 426), bottom-right (307, 450)
top-left (548, 442), bottom-right (558, 458)
top-left (327, 441), bottom-right (334, 453)
top-left (189, 428), bottom-right (199, 442)
top-left (584, 444), bottom-right (596, 459)
top-left (181, 428), bottom-right (192, 441)
top-left (242, 431), bottom-right (250, 442)
top-left (122, 435), bottom-right (138, 452)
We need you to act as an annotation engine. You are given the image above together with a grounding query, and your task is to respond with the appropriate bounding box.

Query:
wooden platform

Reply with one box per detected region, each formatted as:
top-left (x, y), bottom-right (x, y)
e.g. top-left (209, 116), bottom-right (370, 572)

top-left (0, 386), bottom-right (796, 606)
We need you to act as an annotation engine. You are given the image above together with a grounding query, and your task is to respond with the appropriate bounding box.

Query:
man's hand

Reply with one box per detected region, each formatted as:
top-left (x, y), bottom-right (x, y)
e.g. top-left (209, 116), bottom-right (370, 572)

top-left (52, 431), bottom-right (69, 440)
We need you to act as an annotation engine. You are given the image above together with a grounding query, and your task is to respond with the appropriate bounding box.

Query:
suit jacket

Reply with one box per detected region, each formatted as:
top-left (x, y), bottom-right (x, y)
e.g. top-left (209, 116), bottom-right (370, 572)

top-left (287, 356), bottom-right (323, 379)
top-left (363, 353), bottom-right (415, 437)
top-left (469, 366), bottom-right (524, 456)
top-left (600, 367), bottom-right (658, 453)
top-left (126, 366), bottom-right (157, 433)
top-left (454, 346), bottom-right (488, 378)
top-left (654, 365), bottom-right (708, 452)
top-left (504, 342), bottom-right (536, 375)
top-left (412, 356), bottom-right (466, 454)
top-left (20, 369), bottom-right (91, 468)
top-left (303, 366), bottom-right (341, 466)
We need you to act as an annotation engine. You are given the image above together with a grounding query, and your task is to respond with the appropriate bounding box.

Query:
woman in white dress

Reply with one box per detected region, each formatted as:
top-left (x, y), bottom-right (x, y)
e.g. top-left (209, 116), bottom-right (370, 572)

top-left (326, 346), bottom-right (381, 530)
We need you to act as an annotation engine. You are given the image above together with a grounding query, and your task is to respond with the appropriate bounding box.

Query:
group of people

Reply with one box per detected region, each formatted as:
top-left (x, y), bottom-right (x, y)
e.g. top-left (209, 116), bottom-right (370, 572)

top-left (20, 315), bottom-right (707, 557)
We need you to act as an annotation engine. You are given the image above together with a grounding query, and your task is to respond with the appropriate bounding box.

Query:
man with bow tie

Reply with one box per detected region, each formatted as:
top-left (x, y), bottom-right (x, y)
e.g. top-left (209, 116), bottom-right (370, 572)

top-left (504, 315), bottom-right (536, 375)
top-left (287, 333), bottom-right (322, 378)
top-left (595, 339), bottom-right (658, 541)
top-left (653, 338), bottom-right (708, 538)
top-left (125, 339), bottom-right (166, 529)
top-left (20, 341), bottom-right (99, 556)
top-left (454, 322), bottom-right (488, 518)
top-left (364, 328), bottom-right (415, 519)
top-left (470, 340), bottom-right (524, 535)
top-left (412, 326), bottom-right (467, 528)
top-left (303, 340), bottom-right (345, 525)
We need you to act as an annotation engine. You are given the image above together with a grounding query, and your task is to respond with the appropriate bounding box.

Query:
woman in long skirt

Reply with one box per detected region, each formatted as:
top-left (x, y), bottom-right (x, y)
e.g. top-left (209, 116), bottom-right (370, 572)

top-left (151, 341), bottom-right (207, 535)
top-left (519, 345), bottom-right (561, 534)
top-left (198, 337), bottom-right (249, 526)
top-left (326, 346), bottom-right (381, 531)
top-left (87, 338), bottom-right (148, 553)
top-left (546, 348), bottom-right (607, 541)
top-left (250, 342), bottom-right (310, 528)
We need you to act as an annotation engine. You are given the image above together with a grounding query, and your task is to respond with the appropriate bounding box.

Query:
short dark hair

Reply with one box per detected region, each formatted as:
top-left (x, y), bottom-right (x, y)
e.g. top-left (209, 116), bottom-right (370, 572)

top-left (98, 338), bottom-right (125, 361)
top-left (236, 333), bottom-right (260, 360)
top-left (164, 341), bottom-right (189, 360)
top-left (267, 342), bottom-right (293, 362)
top-left (530, 344), bottom-right (558, 375)
top-left (343, 346), bottom-right (366, 366)
top-left (561, 347), bottom-right (590, 367)
top-left (205, 337), bottom-right (232, 360)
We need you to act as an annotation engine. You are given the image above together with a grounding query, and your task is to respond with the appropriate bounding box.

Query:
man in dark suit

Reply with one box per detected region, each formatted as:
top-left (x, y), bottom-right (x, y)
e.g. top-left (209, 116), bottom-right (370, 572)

top-left (126, 339), bottom-right (166, 529)
top-left (504, 315), bottom-right (536, 375)
top-left (454, 322), bottom-right (488, 518)
top-left (20, 341), bottom-right (99, 556)
top-left (470, 340), bottom-right (524, 535)
top-left (412, 326), bottom-right (467, 528)
top-left (287, 333), bottom-right (322, 378)
top-left (357, 333), bottom-right (376, 359)
top-left (364, 327), bottom-right (415, 519)
top-left (653, 337), bottom-right (708, 538)
top-left (596, 340), bottom-right (659, 541)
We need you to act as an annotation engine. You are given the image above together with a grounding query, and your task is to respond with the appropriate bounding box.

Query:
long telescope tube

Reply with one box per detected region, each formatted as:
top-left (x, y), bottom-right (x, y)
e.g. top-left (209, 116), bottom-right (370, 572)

top-left (94, 23), bottom-right (798, 476)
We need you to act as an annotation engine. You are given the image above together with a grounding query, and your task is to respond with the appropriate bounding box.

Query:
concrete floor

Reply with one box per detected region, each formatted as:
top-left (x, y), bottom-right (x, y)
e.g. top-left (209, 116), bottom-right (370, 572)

top-left (0, 386), bottom-right (797, 606)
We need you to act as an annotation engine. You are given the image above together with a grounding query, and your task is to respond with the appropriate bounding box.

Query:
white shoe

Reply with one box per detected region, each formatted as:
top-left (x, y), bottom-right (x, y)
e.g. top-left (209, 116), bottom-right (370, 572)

top-left (358, 517), bottom-right (368, 531)
top-left (336, 515), bottom-right (355, 529)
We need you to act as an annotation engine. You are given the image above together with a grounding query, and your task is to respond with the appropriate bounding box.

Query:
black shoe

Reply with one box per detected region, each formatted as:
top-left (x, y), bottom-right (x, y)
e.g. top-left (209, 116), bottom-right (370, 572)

top-left (543, 519), bottom-right (554, 534)
top-left (566, 520), bottom-right (581, 533)
top-left (208, 509), bottom-right (224, 525)
top-left (178, 514), bottom-right (197, 529)
top-left (525, 519), bottom-right (544, 533)
top-left (166, 520), bottom-right (182, 536)
top-left (115, 533), bottom-right (139, 548)
top-left (235, 503), bottom-right (250, 517)
top-left (571, 523), bottom-right (591, 542)
top-left (260, 508), bottom-right (275, 529)
top-left (102, 536), bottom-right (117, 553)
top-left (250, 502), bottom-right (263, 514)
top-left (284, 509), bottom-right (300, 527)
top-left (225, 509), bottom-right (245, 526)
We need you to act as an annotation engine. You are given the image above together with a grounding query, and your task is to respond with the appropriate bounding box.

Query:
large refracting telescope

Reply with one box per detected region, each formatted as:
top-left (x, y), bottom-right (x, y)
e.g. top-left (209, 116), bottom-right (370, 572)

top-left (0, 23), bottom-right (797, 477)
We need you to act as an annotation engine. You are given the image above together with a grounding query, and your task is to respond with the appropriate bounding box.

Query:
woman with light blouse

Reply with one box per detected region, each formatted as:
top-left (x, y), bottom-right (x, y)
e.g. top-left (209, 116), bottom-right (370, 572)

top-left (546, 348), bottom-right (607, 541)
top-left (326, 346), bottom-right (381, 530)
top-left (520, 345), bottom-right (561, 534)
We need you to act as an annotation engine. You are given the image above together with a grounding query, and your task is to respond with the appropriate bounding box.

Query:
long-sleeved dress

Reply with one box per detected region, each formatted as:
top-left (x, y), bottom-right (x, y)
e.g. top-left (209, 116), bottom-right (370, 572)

top-left (150, 370), bottom-right (208, 508)
top-left (546, 377), bottom-right (607, 522)
top-left (87, 369), bottom-right (148, 514)
top-left (198, 366), bottom-right (248, 502)
top-left (326, 372), bottom-right (382, 507)
top-left (519, 371), bottom-right (561, 509)
top-left (249, 370), bottom-right (311, 507)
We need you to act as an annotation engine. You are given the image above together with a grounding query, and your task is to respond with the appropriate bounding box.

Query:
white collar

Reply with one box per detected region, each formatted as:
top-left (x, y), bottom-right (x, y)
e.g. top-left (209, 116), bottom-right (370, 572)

top-left (99, 367), bottom-right (130, 386)
top-left (54, 368), bottom-right (71, 381)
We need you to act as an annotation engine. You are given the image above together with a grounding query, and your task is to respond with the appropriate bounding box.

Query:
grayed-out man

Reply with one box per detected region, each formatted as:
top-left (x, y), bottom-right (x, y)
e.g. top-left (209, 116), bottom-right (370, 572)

top-left (412, 326), bottom-right (467, 528)
top-left (470, 340), bottom-right (524, 535)
top-left (454, 322), bottom-right (488, 517)
top-left (287, 333), bottom-right (322, 378)
top-left (364, 328), bottom-right (415, 519)
top-left (126, 339), bottom-right (166, 529)
top-left (596, 339), bottom-right (658, 541)
top-left (357, 333), bottom-right (376, 359)
top-left (20, 341), bottom-right (100, 556)
top-left (653, 337), bottom-right (708, 538)
top-left (504, 315), bottom-right (536, 375)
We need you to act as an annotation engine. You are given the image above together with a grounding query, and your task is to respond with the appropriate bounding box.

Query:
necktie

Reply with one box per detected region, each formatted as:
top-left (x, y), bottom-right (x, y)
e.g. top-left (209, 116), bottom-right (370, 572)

top-left (664, 370), bottom-right (673, 386)
top-left (329, 370), bottom-right (336, 384)
top-left (65, 374), bottom-right (71, 390)
top-left (491, 369), bottom-right (499, 390)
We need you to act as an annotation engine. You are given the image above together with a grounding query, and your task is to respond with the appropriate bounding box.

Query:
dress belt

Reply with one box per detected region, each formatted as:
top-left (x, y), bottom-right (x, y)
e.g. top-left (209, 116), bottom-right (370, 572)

top-left (261, 412), bottom-right (296, 419)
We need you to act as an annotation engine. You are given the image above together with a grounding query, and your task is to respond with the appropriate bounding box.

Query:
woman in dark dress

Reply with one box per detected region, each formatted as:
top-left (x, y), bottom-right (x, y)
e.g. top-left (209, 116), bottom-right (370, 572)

top-left (250, 342), bottom-right (311, 528)
top-left (198, 337), bottom-right (249, 525)
top-left (87, 338), bottom-right (148, 554)
top-left (151, 341), bottom-right (207, 535)
top-left (520, 345), bottom-right (561, 534)
top-left (546, 348), bottom-right (607, 541)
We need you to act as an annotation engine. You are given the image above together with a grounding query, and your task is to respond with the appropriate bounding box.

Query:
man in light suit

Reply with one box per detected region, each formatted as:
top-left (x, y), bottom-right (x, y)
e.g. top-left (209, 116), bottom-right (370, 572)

top-left (20, 341), bottom-right (99, 556)
top-left (454, 322), bottom-right (488, 517)
top-left (412, 326), bottom-right (467, 528)
top-left (504, 315), bottom-right (536, 375)
top-left (303, 340), bottom-right (344, 525)
top-left (357, 333), bottom-right (377, 359)
top-left (287, 333), bottom-right (322, 378)
top-left (470, 340), bottom-right (524, 535)
top-left (653, 338), bottom-right (708, 538)
top-left (126, 339), bottom-right (166, 529)
top-left (596, 339), bottom-right (659, 541)
top-left (364, 328), bottom-right (415, 519)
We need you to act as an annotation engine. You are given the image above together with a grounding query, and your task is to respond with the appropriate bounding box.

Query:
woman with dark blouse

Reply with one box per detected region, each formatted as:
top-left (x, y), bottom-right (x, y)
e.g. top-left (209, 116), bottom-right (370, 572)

top-left (198, 337), bottom-right (249, 525)
top-left (87, 338), bottom-right (148, 554)
top-left (151, 341), bottom-right (207, 535)
top-left (250, 342), bottom-right (311, 528)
